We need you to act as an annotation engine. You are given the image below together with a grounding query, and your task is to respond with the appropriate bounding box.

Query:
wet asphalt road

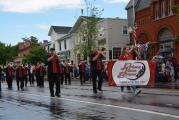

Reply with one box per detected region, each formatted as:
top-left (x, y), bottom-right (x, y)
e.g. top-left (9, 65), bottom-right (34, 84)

top-left (0, 81), bottom-right (179, 120)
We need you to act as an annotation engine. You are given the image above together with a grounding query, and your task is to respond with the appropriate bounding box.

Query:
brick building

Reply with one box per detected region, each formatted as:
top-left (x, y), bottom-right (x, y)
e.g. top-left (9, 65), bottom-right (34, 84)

top-left (14, 40), bottom-right (35, 62)
top-left (126, 0), bottom-right (179, 62)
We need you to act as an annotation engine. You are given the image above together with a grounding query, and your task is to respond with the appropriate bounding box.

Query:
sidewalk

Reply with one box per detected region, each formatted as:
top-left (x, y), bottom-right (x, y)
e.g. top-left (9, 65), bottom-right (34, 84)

top-left (63, 80), bottom-right (179, 96)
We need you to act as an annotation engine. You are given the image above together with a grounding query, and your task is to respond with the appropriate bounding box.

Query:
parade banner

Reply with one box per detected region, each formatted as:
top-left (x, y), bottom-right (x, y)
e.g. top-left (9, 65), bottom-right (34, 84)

top-left (108, 60), bottom-right (156, 86)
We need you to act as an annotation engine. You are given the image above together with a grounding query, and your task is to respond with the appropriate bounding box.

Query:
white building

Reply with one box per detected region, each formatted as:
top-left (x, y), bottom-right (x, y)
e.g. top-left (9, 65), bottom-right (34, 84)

top-left (47, 17), bottom-right (130, 63)
top-left (48, 26), bottom-right (72, 54)
top-left (57, 34), bottom-right (75, 61)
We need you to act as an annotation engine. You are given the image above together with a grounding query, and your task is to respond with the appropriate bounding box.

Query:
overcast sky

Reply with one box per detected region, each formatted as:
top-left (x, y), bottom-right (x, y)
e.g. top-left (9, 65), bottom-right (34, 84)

top-left (0, 0), bottom-right (130, 45)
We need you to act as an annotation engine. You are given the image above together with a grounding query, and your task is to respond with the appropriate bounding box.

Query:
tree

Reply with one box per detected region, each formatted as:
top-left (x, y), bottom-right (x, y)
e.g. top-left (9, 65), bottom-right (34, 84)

top-left (22, 36), bottom-right (39, 46)
top-left (0, 42), bottom-right (18, 65)
top-left (76, 0), bottom-right (103, 60)
top-left (23, 46), bottom-right (48, 64)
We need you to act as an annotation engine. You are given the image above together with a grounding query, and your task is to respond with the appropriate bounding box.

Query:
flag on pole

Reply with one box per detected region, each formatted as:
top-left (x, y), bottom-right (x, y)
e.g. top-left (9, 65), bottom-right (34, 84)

top-left (132, 22), bottom-right (137, 45)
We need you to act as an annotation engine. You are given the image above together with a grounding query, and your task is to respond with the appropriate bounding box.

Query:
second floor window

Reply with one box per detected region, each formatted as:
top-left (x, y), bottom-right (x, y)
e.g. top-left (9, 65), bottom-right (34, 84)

top-left (123, 26), bottom-right (128, 35)
top-left (59, 41), bottom-right (61, 51)
top-left (168, 0), bottom-right (172, 15)
top-left (53, 44), bottom-right (55, 49)
top-left (154, 2), bottom-right (158, 19)
top-left (64, 40), bottom-right (67, 50)
top-left (161, 0), bottom-right (165, 17)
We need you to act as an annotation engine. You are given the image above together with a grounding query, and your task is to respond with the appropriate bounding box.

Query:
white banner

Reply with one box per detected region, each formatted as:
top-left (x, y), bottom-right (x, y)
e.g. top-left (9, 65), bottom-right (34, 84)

top-left (112, 60), bottom-right (150, 86)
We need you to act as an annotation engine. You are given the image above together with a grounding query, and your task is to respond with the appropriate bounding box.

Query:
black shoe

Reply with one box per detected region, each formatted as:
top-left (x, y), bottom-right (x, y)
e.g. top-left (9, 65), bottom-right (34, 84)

top-left (51, 94), bottom-right (55, 97)
top-left (55, 94), bottom-right (61, 97)
top-left (98, 88), bottom-right (103, 91)
top-left (93, 90), bottom-right (97, 94)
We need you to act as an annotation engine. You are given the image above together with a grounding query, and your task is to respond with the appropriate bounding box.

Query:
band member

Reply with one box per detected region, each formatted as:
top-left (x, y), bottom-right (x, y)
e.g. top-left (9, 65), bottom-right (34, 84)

top-left (23, 64), bottom-right (28, 87)
top-left (28, 64), bottom-right (34, 86)
top-left (16, 62), bottom-right (24, 90)
top-left (38, 62), bottom-right (45, 87)
top-left (33, 65), bottom-right (37, 85)
top-left (78, 60), bottom-right (86, 85)
top-left (64, 61), bottom-right (71, 85)
top-left (90, 48), bottom-right (105, 93)
top-left (47, 48), bottom-right (60, 97)
top-left (59, 60), bottom-right (64, 85)
top-left (70, 60), bottom-right (75, 79)
top-left (35, 63), bottom-right (40, 87)
top-left (5, 63), bottom-right (14, 89)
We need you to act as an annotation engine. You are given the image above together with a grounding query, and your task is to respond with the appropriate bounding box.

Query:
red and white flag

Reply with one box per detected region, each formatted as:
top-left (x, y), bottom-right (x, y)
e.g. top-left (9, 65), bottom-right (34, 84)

top-left (132, 23), bottom-right (138, 45)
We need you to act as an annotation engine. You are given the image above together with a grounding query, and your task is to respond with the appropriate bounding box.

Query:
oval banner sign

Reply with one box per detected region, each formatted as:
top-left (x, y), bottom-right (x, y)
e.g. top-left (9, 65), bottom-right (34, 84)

top-left (112, 60), bottom-right (150, 86)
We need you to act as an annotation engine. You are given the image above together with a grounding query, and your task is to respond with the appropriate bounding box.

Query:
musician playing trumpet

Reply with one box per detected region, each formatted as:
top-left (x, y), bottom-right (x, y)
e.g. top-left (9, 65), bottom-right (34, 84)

top-left (47, 48), bottom-right (61, 97)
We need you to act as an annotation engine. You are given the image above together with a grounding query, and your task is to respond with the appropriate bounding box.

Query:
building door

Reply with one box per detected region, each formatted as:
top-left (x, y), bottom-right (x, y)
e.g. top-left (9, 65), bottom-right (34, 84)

top-left (158, 28), bottom-right (174, 57)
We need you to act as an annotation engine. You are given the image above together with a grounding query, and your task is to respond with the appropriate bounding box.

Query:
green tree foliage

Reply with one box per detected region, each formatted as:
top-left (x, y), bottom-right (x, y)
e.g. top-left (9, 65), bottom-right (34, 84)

top-left (23, 46), bottom-right (48, 64)
top-left (22, 36), bottom-right (39, 46)
top-left (0, 42), bottom-right (18, 65)
top-left (77, 0), bottom-right (103, 60)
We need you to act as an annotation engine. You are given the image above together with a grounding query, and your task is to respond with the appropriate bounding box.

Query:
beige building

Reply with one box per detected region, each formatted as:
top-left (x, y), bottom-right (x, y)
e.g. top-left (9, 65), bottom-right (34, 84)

top-left (97, 18), bottom-right (130, 60)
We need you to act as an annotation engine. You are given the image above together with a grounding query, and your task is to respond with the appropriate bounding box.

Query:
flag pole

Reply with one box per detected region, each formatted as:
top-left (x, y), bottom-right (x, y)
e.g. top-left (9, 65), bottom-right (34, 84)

top-left (133, 0), bottom-right (136, 46)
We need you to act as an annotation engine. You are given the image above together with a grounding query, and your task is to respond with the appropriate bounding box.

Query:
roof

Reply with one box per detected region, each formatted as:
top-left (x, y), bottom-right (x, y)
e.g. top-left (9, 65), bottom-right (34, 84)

top-left (125, 0), bottom-right (140, 10)
top-left (125, 0), bottom-right (152, 10)
top-left (48, 26), bottom-right (72, 36)
top-left (70, 16), bottom-right (103, 33)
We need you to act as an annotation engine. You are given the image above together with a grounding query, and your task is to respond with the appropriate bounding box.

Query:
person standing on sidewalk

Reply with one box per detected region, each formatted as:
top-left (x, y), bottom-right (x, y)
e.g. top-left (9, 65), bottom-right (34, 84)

top-left (78, 60), bottom-right (86, 85)
top-left (47, 48), bottom-right (60, 97)
top-left (90, 48), bottom-right (105, 93)
top-left (5, 63), bottom-right (14, 89)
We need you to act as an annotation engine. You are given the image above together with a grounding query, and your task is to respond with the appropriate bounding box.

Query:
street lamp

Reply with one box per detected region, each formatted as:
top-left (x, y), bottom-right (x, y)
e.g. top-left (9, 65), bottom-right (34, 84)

top-left (128, 26), bottom-right (133, 44)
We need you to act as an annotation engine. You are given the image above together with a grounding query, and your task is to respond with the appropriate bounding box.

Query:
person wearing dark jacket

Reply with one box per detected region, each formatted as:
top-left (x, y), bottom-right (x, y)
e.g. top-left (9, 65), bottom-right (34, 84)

top-left (90, 48), bottom-right (105, 93)
top-left (5, 63), bottom-right (14, 89)
top-left (90, 48), bottom-right (104, 93)
top-left (47, 48), bottom-right (60, 97)
top-left (16, 62), bottom-right (24, 90)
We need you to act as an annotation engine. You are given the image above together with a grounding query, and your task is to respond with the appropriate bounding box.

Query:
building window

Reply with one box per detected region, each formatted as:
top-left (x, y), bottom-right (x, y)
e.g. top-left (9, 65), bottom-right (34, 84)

top-left (123, 26), bottom-right (128, 35)
top-left (112, 47), bottom-right (121, 59)
top-left (53, 44), bottom-right (55, 49)
top-left (59, 41), bottom-right (61, 51)
top-left (64, 40), bottom-right (67, 50)
top-left (154, 2), bottom-right (158, 19)
top-left (47, 46), bottom-right (50, 52)
top-left (161, 0), bottom-right (165, 17)
top-left (168, 0), bottom-right (172, 15)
